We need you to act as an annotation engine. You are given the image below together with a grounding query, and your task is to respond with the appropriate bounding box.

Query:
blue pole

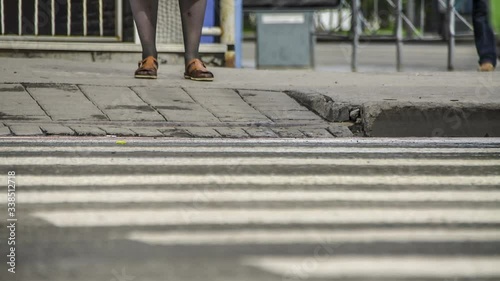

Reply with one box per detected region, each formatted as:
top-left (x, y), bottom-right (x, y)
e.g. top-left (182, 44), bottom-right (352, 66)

top-left (235, 0), bottom-right (243, 68)
top-left (201, 0), bottom-right (215, 43)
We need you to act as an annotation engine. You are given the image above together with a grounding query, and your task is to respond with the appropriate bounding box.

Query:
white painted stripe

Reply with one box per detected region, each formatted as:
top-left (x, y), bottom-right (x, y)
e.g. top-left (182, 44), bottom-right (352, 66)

top-left (128, 229), bottom-right (500, 245)
top-left (3, 157), bottom-right (500, 167)
top-left (1, 146), bottom-right (499, 154)
top-left (243, 256), bottom-right (500, 278)
top-left (11, 190), bottom-right (500, 204)
top-left (30, 208), bottom-right (500, 227)
top-left (1, 137), bottom-right (499, 145)
top-left (11, 174), bottom-right (500, 187)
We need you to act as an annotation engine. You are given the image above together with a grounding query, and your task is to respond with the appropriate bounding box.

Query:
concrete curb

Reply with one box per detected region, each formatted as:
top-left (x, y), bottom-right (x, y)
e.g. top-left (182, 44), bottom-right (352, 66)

top-left (362, 102), bottom-right (500, 137)
top-left (287, 91), bottom-right (500, 137)
top-left (285, 91), bottom-right (353, 122)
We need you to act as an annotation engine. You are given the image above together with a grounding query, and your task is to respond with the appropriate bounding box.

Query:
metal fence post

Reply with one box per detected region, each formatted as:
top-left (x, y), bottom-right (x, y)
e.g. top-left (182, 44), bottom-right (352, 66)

top-left (220, 0), bottom-right (236, 67)
top-left (447, 0), bottom-right (455, 71)
top-left (351, 0), bottom-right (360, 72)
top-left (235, 0), bottom-right (242, 68)
top-left (406, 0), bottom-right (415, 38)
top-left (420, 0), bottom-right (425, 34)
top-left (116, 0), bottom-right (123, 41)
top-left (396, 0), bottom-right (403, 72)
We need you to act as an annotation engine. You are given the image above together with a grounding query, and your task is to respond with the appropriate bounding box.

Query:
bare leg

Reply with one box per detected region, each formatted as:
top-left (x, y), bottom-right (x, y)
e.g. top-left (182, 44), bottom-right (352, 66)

top-left (129, 0), bottom-right (159, 59)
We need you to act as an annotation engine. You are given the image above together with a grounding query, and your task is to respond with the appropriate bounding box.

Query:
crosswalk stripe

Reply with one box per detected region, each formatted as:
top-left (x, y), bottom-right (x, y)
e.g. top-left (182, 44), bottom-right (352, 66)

top-left (128, 229), bottom-right (500, 245)
top-left (242, 256), bottom-right (500, 278)
top-left (1, 146), bottom-right (500, 153)
top-left (2, 157), bottom-right (500, 166)
top-left (12, 174), bottom-right (500, 187)
top-left (1, 138), bottom-right (500, 145)
top-left (5, 138), bottom-right (500, 281)
top-left (10, 190), bottom-right (500, 204)
top-left (31, 208), bottom-right (500, 227)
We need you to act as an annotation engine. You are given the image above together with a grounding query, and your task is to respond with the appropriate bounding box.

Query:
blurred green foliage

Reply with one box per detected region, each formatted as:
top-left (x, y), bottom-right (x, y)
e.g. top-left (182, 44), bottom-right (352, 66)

top-left (492, 1), bottom-right (500, 33)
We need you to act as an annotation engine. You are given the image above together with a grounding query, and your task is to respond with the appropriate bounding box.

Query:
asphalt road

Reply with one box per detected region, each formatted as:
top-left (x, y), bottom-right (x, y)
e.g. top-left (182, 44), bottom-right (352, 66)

top-left (1, 138), bottom-right (500, 281)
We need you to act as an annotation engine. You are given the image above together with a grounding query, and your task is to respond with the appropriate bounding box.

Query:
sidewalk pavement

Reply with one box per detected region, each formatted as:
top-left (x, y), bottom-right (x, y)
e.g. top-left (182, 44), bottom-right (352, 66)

top-left (1, 57), bottom-right (499, 138)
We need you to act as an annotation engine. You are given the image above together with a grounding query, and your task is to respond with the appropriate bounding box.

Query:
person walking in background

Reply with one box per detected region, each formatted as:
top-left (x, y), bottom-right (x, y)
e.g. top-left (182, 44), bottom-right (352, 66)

top-left (130, 0), bottom-right (214, 81)
top-left (473, 0), bottom-right (497, 71)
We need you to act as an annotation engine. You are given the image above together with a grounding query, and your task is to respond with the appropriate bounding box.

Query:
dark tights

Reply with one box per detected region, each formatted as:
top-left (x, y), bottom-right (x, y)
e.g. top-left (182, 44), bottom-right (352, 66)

top-left (178, 0), bottom-right (207, 65)
top-left (130, 0), bottom-right (207, 65)
top-left (129, 0), bottom-right (158, 60)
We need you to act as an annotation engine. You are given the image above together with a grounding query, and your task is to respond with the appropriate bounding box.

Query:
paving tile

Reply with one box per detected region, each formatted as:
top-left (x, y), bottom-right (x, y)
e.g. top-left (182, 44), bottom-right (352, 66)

top-left (99, 126), bottom-right (137, 136)
top-left (244, 127), bottom-right (278, 138)
top-left (130, 128), bottom-right (164, 137)
top-left (218, 113), bottom-right (272, 123)
top-left (133, 86), bottom-right (220, 122)
top-left (0, 124), bottom-right (12, 136)
top-left (185, 88), bottom-right (271, 123)
top-left (160, 128), bottom-right (193, 137)
top-left (9, 125), bottom-right (44, 136)
top-left (240, 90), bottom-right (305, 109)
top-left (185, 127), bottom-right (221, 138)
top-left (264, 110), bottom-right (321, 121)
top-left (0, 84), bottom-right (50, 121)
top-left (161, 110), bottom-right (221, 123)
top-left (272, 128), bottom-right (306, 138)
top-left (40, 124), bottom-right (75, 135)
top-left (328, 125), bottom-right (354, 137)
top-left (26, 84), bottom-right (107, 121)
top-left (69, 125), bottom-right (107, 136)
top-left (239, 90), bottom-right (323, 122)
top-left (300, 128), bottom-right (335, 138)
top-left (215, 127), bottom-right (249, 138)
top-left (80, 86), bottom-right (165, 121)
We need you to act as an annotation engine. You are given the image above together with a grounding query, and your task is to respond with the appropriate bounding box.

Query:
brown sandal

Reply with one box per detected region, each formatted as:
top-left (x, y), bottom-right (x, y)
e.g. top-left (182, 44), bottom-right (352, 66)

top-left (184, 59), bottom-right (214, 82)
top-left (134, 56), bottom-right (158, 79)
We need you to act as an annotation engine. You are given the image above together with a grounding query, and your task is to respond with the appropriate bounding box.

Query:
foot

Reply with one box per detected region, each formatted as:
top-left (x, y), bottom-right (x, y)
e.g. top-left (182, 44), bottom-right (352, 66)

top-left (135, 56), bottom-right (158, 79)
top-left (478, 62), bottom-right (495, 72)
top-left (184, 59), bottom-right (214, 82)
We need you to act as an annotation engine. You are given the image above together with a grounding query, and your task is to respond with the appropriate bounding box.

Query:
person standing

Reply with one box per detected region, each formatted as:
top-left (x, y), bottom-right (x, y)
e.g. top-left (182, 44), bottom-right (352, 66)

top-left (130, 0), bottom-right (214, 81)
top-left (473, 0), bottom-right (497, 71)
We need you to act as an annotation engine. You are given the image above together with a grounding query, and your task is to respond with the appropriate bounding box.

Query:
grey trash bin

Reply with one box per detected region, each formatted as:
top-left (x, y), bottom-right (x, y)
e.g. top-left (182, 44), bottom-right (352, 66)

top-left (244, 0), bottom-right (340, 69)
top-left (256, 11), bottom-right (315, 69)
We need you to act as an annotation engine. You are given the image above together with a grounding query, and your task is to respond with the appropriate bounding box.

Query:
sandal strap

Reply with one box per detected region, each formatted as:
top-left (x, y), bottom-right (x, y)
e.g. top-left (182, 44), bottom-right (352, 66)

top-left (138, 56), bottom-right (158, 70)
top-left (186, 58), bottom-right (208, 73)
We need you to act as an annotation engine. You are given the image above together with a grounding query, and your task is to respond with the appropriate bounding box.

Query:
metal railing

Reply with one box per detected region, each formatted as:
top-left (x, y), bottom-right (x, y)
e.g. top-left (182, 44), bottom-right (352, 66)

top-left (0, 0), bottom-right (123, 41)
top-left (345, 0), bottom-right (474, 71)
top-left (0, 0), bottom-right (236, 67)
